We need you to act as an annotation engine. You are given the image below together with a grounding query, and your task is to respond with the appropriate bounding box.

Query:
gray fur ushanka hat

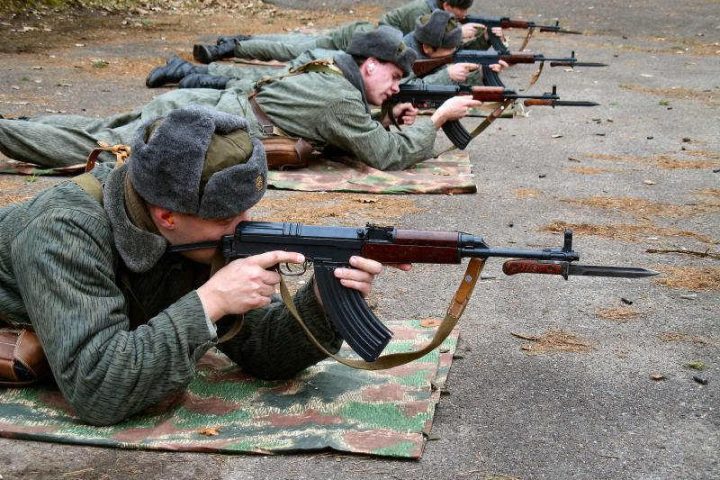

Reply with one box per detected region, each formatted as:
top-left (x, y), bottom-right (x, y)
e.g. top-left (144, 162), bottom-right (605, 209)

top-left (346, 25), bottom-right (417, 76)
top-left (128, 105), bottom-right (267, 219)
top-left (415, 10), bottom-right (463, 49)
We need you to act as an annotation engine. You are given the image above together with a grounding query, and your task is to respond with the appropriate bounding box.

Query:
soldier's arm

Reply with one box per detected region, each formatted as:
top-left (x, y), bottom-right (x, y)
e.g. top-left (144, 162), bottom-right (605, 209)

top-left (319, 97), bottom-right (437, 171)
top-left (14, 210), bottom-right (215, 426)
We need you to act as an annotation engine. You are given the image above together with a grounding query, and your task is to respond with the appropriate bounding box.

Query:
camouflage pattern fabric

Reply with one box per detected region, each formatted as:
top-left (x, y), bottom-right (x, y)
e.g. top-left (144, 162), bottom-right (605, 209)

top-left (0, 158), bottom-right (85, 176)
top-left (268, 150), bottom-right (475, 194)
top-left (0, 151), bottom-right (476, 195)
top-left (0, 320), bottom-right (458, 458)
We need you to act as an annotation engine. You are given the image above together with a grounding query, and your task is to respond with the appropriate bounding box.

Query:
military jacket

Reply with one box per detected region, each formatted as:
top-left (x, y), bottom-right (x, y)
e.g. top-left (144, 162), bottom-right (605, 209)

top-left (380, 0), bottom-right (436, 35)
top-left (253, 53), bottom-right (438, 171)
top-left (0, 163), bottom-right (337, 425)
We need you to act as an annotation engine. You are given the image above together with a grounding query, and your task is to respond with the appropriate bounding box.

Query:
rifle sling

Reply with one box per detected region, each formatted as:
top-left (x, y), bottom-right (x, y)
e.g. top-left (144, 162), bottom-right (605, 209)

top-left (519, 26), bottom-right (535, 51)
top-left (277, 258), bottom-right (485, 370)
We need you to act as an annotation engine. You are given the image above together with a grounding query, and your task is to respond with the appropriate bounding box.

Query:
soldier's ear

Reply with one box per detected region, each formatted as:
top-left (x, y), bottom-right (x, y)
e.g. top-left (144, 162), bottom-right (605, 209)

top-left (148, 205), bottom-right (177, 230)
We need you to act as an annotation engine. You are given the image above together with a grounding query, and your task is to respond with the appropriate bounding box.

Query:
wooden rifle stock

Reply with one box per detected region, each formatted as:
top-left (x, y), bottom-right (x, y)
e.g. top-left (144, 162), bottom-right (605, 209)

top-left (503, 260), bottom-right (564, 276)
top-left (523, 99), bottom-right (554, 107)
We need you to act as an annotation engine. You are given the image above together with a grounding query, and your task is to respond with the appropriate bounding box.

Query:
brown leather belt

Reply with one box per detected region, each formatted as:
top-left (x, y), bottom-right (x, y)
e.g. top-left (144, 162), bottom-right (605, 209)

top-left (248, 94), bottom-right (276, 135)
top-left (247, 93), bottom-right (315, 170)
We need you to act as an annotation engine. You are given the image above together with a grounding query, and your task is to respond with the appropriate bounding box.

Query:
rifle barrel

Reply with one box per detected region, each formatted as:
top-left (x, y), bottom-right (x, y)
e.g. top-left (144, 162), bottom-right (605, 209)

top-left (549, 61), bottom-right (608, 67)
top-left (523, 99), bottom-right (599, 107)
top-left (553, 28), bottom-right (583, 34)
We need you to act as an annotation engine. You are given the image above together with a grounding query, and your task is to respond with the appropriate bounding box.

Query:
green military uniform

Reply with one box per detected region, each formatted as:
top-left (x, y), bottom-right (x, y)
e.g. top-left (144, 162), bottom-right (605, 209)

top-left (381, 0), bottom-right (492, 51)
top-left (208, 48), bottom-right (340, 91)
top-left (0, 53), bottom-right (437, 171)
top-left (232, 21), bottom-right (374, 62)
top-left (380, 0), bottom-right (436, 35)
top-left (221, 0), bottom-right (493, 63)
top-left (0, 161), bottom-right (338, 425)
top-left (209, 38), bottom-right (483, 89)
top-left (400, 31), bottom-right (485, 86)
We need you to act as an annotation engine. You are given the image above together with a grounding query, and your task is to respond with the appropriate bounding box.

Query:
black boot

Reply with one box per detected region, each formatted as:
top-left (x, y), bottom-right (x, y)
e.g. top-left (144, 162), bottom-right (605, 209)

top-left (193, 41), bottom-right (237, 64)
top-left (216, 34), bottom-right (252, 45)
top-left (178, 74), bottom-right (230, 90)
top-left (145, 56), bottom-right (208, 88)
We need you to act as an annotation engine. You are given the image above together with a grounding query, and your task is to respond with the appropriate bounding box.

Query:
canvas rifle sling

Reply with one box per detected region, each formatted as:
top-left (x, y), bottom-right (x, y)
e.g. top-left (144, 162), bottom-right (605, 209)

top-left (278, 258), bottom-right (486, 370)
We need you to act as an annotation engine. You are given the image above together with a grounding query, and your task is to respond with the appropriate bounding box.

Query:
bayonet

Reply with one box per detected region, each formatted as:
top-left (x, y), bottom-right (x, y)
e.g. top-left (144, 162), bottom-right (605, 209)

top-left (523, 99), bottom-right (600, 108)
top-left (503, 260), bottom-right (659, 280)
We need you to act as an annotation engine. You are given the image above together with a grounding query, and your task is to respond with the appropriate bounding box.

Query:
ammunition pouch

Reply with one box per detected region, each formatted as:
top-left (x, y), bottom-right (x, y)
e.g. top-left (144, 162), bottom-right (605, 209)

top-left (261, 136), bottom-right (313, 170)
top-left (0, 328), bottom-right (50, 387)
top-left (250, 93), bottom-right (315, 170)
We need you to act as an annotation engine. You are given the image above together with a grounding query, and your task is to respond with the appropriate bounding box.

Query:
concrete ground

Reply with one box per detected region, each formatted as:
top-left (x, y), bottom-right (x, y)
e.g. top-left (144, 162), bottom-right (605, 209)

top-left (0, 0), bottom-right (718, 478)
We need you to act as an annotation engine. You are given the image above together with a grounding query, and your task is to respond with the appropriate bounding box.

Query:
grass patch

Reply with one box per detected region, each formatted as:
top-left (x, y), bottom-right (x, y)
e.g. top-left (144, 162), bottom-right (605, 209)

top-left (654, 266), bottom-right (720, 291)
top-left (513, 188), bottom-right (542, 199)
top-left (619, 84), bottom-right (719, 107)
top-left (595, 307), bottom-right (641, 322)
top-left (561, 196), bottom-right (718, 219)
top-left (510, 330), bottom-right (593, 355)
top-left (256, 192), bottom-right (422, 225)
top-left (542, 221), bottom-right (716, 244)
top-left (659, 332), bottom-right (718, 347)
top-left (584, 151), bottom-right (720, 170)
top-left (565, 166), bottom-right (619, 175)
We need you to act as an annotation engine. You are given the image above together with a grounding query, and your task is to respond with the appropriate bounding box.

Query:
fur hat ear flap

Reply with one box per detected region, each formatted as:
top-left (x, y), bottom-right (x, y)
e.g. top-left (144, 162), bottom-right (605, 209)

top-left (128, 105), bottom-right (267, 219)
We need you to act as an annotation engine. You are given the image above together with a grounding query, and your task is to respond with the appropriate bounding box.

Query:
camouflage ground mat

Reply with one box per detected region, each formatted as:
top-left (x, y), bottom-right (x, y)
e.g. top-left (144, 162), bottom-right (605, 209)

top-left (268, 150), bottom-right (475, 194)
top-left (0, 159), bottom-right (86, 176)
top-left (0, 151), bottom-right (476, 194)
top-left (0, 321), bottom-right (458, 459)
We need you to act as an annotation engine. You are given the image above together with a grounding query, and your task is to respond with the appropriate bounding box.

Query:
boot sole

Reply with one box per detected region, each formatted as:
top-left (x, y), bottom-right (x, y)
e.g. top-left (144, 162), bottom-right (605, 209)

top-left (193, 45), bottom-right (212, 64)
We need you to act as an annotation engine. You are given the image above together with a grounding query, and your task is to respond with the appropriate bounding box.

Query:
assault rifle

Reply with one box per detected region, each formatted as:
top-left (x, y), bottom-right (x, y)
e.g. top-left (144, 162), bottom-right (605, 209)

top-left (412, 50), bottom-right (607, 77)
top-left (385, 84), bottom-right (598, 149)
top-left (169, 222), bottom-right (657, 363)
top-left (461, 16), bottom-right (582, 54)
top-left (464, 15), bottom-right (582, 35)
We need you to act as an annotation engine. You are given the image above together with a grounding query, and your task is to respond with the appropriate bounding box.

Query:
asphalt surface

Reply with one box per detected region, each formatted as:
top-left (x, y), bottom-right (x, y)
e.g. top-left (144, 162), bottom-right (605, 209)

top-left (0, 1), bottom-right (718, 479)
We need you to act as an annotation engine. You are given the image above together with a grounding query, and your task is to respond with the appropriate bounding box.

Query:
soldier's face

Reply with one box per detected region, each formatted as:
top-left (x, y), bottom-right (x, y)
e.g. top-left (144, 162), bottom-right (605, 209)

top-left (361, 59), bottom-right (404, 105)
top-left (443, 4), bottom-right (469, 21)
top-left (155, 208), bottom-right (252, 264)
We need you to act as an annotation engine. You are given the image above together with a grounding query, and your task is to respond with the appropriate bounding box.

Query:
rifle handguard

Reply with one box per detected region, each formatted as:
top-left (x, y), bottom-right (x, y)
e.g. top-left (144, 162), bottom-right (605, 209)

top-left (313, 264), bottom-right (392, 362)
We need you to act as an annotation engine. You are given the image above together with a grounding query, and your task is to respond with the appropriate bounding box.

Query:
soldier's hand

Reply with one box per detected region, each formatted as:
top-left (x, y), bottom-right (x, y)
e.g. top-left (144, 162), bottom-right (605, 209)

top-left (392, 102), bottom-right (419, 126)
top-left (462, 23), bottom-right (484, 42)
top-left (318, 256), bottom-right (411, 300)
top-left (489, 60), bottom-right (509, 73)
top-left (431, 96), bottom-right (484, 127)
top-left (197, 250), bottom-right (305, 321)
top-left (487, 26), bottom-right (506, 42)
top-left (448, 62), bottom-right (479, 82)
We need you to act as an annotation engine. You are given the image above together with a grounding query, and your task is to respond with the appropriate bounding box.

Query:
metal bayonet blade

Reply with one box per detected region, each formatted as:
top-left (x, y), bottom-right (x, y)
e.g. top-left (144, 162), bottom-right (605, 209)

top-left (552, 100), bottom-right (600, 107)
top-left (550, 61), bottom-right (608, 67)
top-left (567, 264), bottom-right (659, 278)
top-left (556, 28), bottom-right (583, 35)
top-left (574, 61), bottom-right (609, 67)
